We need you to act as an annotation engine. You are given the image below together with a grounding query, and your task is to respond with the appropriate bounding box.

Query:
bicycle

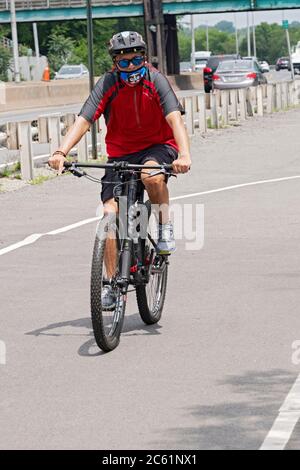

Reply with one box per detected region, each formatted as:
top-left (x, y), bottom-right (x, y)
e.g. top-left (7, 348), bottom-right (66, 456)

top-left (64, 160), bottom-right (175, 352)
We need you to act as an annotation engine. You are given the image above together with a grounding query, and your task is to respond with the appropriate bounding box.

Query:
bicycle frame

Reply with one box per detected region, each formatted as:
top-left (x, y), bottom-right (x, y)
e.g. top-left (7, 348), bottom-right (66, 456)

top-left (64, 161), bottom-right (173, 294)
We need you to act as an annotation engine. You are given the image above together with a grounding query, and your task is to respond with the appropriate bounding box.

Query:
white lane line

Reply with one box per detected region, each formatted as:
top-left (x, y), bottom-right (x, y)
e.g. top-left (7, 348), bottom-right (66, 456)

top-left (1, 174), bottom-right (300, 258)
top-left (0, 233), bottom-right (44, 256)
top-left (260, 374), bottom-right (300, 450)
top-left (47, 217), bottom-right (100, 235)
top-left (170, 175), bottom-right (300, 201)
top-left (0, 218), bottom-right (100, 257)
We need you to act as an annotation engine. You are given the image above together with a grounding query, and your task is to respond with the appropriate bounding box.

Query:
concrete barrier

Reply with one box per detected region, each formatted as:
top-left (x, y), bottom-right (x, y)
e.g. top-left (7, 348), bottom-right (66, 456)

top-left (2, 79), bottom-right (90, 112)
top-left (0, 73), bottom-right (204, 113)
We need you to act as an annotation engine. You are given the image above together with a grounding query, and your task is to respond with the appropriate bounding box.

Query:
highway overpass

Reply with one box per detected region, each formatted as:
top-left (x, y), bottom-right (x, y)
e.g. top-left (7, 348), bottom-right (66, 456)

top-left (0, 0), bottom-right (300, 23)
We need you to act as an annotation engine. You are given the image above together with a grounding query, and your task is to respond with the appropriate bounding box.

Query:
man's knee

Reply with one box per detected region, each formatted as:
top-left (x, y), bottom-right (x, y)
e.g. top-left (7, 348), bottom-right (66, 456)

top-left (143, 174), bottom-right (165, 190)
top-left (141, 161), bottom-right (165, 190)
top-left (103, 198), bottom-right (118, 216)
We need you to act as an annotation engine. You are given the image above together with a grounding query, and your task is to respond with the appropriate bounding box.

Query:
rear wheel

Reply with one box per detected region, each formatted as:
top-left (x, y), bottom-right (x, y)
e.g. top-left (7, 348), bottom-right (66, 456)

top-left (91, 214), bottom-right (126, 352)
top-left (136, 256), bottom-right (168, 325)
top-left (136, 201), bottom-right (169, 325)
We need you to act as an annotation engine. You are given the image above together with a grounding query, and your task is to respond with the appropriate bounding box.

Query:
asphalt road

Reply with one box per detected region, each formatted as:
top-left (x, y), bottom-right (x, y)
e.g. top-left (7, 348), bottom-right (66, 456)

top-left (1, 107), bottom-right (300, 450)
top-left (267, 68), bottom-right (297, 82)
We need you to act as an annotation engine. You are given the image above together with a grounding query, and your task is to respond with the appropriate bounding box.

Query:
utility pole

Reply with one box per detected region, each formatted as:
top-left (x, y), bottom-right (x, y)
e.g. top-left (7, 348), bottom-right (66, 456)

top-left (247, 11), bottom-right (251, 57)
top-left (283, 20), bottom-right (295, 81)
top-left (191, 15), bottom-right (195, 71)
top-left (252, 11), bottom-right (257, 58)
top-left (286, 29), bottom-right (295, 81)
top-left (33, 23), bottom-right (40, 58)
top-left (206, 22), bottom-right (209, 51)
top-left (10, 0), bottom-right (21, 83)
top-left (234, 13), bottom-right (239, 56)
top-left (32, 22), bottom-right (41, 78)
top-left (86, 0), bottom-right (97, 159)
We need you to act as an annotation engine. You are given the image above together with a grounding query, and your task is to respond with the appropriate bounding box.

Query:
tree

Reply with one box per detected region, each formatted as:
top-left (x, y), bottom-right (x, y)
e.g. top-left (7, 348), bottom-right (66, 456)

top-left (0, 24), bottom-right (10, 39)
top-left (178, 29), bottom-right (191, 61)
top-left (215, 21), bottom-right (235, 34)
top-left (239, 22), bottom-right (300, 63)
top-left (47, 29), bottom-right (76, 71)
top-left (0, 45), bottom-right (11, 81)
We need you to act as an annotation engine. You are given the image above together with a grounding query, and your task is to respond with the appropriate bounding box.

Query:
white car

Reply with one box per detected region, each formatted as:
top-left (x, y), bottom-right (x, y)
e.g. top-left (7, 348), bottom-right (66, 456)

top-left (195, 58), bottom-right (209, 71)
top-left (55, 64), bottom-right (89, 80)
top-left (180, 62), bottom-right (192, 73)
top-left (259, 61), bottom-right (270, 73)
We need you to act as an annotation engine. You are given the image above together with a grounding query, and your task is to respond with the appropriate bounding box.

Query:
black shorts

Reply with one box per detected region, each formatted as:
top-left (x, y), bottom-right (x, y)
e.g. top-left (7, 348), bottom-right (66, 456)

top-left (101, 144), bottom-right (178, 203)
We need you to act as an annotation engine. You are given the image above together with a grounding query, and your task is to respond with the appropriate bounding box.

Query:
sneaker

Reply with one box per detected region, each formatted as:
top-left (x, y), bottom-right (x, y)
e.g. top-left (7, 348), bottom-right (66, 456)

top-left (101, 285), bottom-right (117, 310)
top-left (157, 222), bottom-right (176, 255)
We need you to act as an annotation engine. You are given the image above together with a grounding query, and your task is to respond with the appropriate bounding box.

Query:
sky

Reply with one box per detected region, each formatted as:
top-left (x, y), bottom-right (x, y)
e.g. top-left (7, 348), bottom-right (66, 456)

top-left (184, 8), bottom-right (300, 29)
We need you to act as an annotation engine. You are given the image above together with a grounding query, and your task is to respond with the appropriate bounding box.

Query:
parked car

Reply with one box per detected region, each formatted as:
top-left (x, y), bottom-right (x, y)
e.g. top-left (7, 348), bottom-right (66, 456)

top-left (259, 60), bottom-right (270, 73)
top-left (54, 64), bottom-right (89, 79)
top-left (212, 59), bottom-right (268, 90)
top-left (193, 51), bottom-right (211, 72)
top-left (180, 62), bottom-right (192, 73)
top-left (203, 54), bottom-right (241, 93)
top-left (195, 58), bottom-right (209, 72)
top-left (275, 57), bottom-right (290, 71)
top-left (243, 56), bottom-right (259, 62)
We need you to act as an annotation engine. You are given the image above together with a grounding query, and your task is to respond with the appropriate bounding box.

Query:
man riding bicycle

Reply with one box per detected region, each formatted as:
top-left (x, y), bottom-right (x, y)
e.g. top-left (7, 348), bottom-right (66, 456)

top-left (49, 31), bottom-right (191, 308)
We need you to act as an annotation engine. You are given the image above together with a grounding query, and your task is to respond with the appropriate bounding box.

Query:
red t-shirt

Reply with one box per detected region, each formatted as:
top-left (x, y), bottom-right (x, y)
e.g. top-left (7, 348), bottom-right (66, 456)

top-left (78, 65), bottom-right (184, 157)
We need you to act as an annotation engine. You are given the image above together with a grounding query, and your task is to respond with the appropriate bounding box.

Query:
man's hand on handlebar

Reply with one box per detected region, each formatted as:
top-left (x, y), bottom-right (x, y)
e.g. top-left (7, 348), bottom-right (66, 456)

top-left (48, 151), bottom-right (68, 175)
top-left (172, 155), bottom-right (191, 174)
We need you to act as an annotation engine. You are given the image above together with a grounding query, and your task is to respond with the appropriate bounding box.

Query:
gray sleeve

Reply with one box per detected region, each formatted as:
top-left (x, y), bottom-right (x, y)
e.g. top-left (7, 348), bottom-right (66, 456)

top-left (78, 75), bottom-right (106, 123)
top-left (154, 73), bottom-right (185, 117)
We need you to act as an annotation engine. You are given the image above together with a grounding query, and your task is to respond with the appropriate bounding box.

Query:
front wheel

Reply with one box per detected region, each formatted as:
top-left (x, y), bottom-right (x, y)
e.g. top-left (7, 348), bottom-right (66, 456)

top-left (91, 215), bottom-right (126, 352)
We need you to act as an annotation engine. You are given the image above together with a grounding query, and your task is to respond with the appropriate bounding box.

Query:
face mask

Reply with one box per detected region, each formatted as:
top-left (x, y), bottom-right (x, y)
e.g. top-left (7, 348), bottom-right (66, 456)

top-left (120, 66), bottom-right (146, 85)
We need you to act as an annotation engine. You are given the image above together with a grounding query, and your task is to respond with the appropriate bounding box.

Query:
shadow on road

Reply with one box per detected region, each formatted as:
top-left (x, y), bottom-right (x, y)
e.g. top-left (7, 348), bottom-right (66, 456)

top-left (25, 312), bottom-right (162, 357)
top-left (151, 369), bottom-right (297, 450)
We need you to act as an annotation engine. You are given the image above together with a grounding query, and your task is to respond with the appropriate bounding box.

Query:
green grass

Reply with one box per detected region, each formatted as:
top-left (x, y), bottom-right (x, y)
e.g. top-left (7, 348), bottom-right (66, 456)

top-left (207, 117), bottom-right (213, 129)
top-left (0, 161), bottom-right (21, 178)
top-left (29, 175), bottom-right (54, 185)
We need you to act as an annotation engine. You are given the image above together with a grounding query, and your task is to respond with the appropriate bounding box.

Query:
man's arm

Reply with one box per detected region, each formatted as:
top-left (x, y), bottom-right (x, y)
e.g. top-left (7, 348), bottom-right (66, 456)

top-left (166, 110), bottom-right (191, 174)
top-left (48, 116), bottom-right (91, 174)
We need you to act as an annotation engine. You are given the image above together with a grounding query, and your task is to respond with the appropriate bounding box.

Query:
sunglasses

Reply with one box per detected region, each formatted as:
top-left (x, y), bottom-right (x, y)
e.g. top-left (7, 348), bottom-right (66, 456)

top-left (116, 56), bottom-right (145, 68)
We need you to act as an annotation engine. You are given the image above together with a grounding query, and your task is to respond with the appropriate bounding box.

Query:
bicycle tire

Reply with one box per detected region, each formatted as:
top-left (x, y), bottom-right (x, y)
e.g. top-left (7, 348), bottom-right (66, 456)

top-left (136, 201), bottom-right (168, 325)
top-left (91, 215), bottom-right (126, 352)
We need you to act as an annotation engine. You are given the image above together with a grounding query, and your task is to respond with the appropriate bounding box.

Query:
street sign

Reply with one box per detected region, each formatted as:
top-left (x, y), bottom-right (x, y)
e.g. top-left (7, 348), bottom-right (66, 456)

top-left (282, 20), bottom-right (289, 30)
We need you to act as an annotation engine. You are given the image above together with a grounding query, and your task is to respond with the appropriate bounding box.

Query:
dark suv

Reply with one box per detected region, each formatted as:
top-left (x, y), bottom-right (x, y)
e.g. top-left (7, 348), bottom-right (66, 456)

top-left (275, 57), bottom-right (290, 71)
top-left (204, 54), bottom-right (241, 93)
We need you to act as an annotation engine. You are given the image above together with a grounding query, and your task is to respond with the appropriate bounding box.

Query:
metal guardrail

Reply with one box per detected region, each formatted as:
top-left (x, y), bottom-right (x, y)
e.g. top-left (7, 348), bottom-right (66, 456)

top-left (1, 82), bottom-right (300, 180)
top-left (0, 0), bottom-right (143, 11)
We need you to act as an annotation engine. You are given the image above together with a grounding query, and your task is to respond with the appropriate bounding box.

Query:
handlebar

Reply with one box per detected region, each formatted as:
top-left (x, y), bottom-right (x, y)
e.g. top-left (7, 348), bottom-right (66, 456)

top-left (63, 161), bottom-right (174, 171)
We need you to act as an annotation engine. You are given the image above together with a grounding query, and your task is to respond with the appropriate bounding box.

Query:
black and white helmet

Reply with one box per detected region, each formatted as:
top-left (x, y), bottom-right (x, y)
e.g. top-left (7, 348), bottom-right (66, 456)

top-left (108, 31), bottom-right (146, 57)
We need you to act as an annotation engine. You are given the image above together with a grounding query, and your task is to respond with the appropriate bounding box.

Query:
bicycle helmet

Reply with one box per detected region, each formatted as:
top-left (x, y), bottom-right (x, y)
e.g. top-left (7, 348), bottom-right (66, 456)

top-left (108, 31), bottom-right (146, 57)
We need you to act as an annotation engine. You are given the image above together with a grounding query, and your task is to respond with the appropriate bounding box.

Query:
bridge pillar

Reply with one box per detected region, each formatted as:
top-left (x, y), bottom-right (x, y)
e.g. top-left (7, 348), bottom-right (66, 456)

top-left (165, 15), bottom-right (179, 75)
top-left (143, 0), bottom-right (167, 74)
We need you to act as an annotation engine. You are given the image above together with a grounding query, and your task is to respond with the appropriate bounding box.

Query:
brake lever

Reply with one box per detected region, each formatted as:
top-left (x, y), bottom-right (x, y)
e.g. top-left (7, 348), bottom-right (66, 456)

top-left (147, 168), bottom-right (177, 179)
top-left (69, 166), bottom-right (87, 178)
